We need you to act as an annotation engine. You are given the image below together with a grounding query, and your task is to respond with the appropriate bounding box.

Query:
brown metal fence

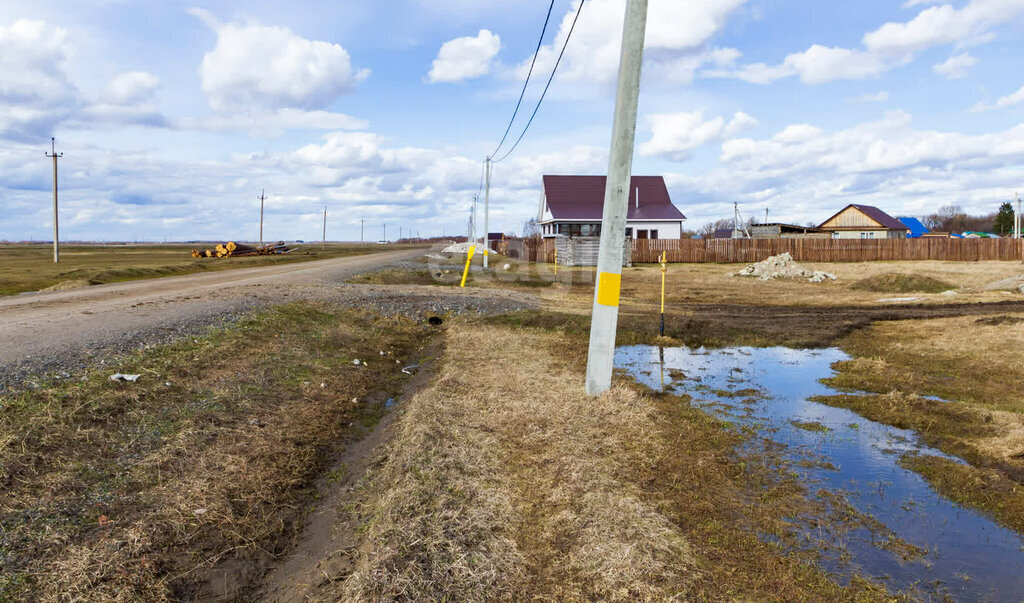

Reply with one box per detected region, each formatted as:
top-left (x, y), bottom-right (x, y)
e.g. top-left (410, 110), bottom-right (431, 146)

top-left (518, 237), bottom-right (1024, 263)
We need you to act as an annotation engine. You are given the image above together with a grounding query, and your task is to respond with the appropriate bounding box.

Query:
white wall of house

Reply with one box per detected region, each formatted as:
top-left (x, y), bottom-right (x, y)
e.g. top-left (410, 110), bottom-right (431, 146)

top-left (628, 221), bottom-right (681, 239)
top-left (540, 220), bottom-right (683, 239)
top-left (830, 230), bottom-right (905, 239)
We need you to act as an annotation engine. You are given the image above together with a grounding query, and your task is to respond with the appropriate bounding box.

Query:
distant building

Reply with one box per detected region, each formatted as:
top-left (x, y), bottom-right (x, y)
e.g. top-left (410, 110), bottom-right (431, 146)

top-left (537, 175), bottom-right (686, 240)
top-left (819, 204), bottom-right (910, 239)
top-left (749, 223), bottom-right (831, 239)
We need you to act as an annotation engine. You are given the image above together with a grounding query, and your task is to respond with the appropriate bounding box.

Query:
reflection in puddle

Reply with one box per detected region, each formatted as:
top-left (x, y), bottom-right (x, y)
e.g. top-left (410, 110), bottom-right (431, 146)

top-left (616, 345), bottom-right (1024, 601)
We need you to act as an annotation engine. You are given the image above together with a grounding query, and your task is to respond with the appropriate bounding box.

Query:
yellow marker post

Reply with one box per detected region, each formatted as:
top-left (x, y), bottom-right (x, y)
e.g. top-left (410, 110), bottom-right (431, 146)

top-left (460, 246), bottom-right (476, 288)
top-left (659, 250), bottom-right (667, 336)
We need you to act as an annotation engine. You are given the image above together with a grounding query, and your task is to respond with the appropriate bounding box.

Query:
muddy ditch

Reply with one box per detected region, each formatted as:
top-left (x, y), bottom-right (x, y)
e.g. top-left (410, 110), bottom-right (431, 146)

top-left (617, 345), bottom-right (1024, 601)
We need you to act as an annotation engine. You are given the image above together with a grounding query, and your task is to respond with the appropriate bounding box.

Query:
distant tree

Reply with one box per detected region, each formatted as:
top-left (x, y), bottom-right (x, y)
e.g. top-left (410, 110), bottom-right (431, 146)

top-left (699, 219), bottom-right (733, 238)
top-left (680, 230), bottom-right (697, 239)
top-left (522, 218), bottom-right (541, 239)
top-left (923, 204), bottom-right (996, 234)
top-left (994, 202), bottom-right (1015, 235)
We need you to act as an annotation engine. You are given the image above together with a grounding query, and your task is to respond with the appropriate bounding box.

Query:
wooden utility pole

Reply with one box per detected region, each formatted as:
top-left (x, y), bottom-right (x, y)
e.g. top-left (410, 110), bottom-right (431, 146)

top-left (46, 138), bottom-right (62, 263)
top-left (584, 0), bottom-right (648, 396)
top-left (322, 206), bottom-right (327, 250)
top-left (258, 189), bottom-right (267, 246)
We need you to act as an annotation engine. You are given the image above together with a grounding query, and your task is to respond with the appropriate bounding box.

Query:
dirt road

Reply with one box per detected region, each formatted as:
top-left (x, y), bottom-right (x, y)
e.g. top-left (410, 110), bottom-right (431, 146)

top-left (0, 249), bottom-right (425, 388)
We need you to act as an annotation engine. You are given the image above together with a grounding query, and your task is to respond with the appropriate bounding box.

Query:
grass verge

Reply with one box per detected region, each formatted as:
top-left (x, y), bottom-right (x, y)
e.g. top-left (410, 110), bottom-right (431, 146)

top-left (0, 243), bottom-right (403, 295)
top-left (0, 301), bottom-right (434, 600)
top-left (325, 318), bottom-right (892, 600)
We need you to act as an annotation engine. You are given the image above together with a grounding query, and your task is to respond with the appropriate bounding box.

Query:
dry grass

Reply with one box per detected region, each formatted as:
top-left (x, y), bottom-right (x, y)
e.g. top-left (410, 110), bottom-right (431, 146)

top-left (816, 312), bottom-right (1024, 531)
top-left (899, 454), bottom-right (1024, 533)
top-left (338, 325), bottom-right (692, 601)
top-left (0, 243), bottom-right (395, 295)
top-left (849, 273), bottom-right (956, 293)
top-left (370, 256), bottom-right (1024, 309)
top-left (0, 302), bottom-right (431, 600)
top-left (331, 322), bottom-right (891, 601)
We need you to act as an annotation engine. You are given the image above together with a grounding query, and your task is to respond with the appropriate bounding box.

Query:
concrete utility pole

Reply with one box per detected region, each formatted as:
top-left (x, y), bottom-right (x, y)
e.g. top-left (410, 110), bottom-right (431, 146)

top-left (383, 223), bottom-right (386, 242)
top-left (45, 138), bottom-right (62, 263)
top-left (584, 0), bottom-right (648, 397)
top-left (765, 207), bottom-right (769, 225)
top-left (322, 206), bottom-right (327, 250)
top-left (258, 189), bottom-right (266, 246)
top-left (361, 219), bottom-right (364, 243)
top-left (483, 158), bottom-right (492, 267)
top-left (1015, 192), bottom-right (1021, 240)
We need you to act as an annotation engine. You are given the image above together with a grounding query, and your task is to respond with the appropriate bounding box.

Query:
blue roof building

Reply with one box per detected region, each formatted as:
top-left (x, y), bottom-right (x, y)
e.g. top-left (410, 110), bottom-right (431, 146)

top-left (897, 216), bottom-right (929, 238)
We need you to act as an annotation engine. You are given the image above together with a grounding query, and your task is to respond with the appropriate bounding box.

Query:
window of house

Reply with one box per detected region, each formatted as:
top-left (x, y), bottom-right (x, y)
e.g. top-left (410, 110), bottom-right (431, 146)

top-left (649, 230), bottom-right (658, 239)
top-left (832, 232), bottom-right (840, 239)
top-left (637, 230), bottom-right (649, 239)
top-left (625, 228), bottom-right (633, 238)
top-left (570, 224), bottom-right (582, 237)
top-left (860, 232), bottom-right (875, 239)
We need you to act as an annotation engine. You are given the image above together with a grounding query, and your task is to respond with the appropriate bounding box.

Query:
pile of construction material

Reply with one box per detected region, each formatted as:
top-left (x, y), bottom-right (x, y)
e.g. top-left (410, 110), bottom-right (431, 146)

top-left (733, 253), bottom-right (837, 283)
top-left (191, 241), bottom-right (292, 259)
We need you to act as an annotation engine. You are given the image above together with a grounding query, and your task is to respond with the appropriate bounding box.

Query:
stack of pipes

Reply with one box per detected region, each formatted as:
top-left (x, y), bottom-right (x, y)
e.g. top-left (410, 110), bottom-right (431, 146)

top-left (191, 241), bottom-right (291, 258)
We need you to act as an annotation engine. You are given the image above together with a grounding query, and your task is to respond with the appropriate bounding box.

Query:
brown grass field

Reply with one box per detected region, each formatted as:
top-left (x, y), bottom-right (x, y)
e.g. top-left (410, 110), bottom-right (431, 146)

top-left (3, 251), bottom-right (1024, 599)
top-left (0, 243), bottom-right (409, 295)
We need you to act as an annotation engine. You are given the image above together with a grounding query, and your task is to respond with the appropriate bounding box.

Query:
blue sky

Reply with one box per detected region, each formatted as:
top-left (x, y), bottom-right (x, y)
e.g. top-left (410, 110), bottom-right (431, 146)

top-left (1, 0), bottom-right (1023, 242)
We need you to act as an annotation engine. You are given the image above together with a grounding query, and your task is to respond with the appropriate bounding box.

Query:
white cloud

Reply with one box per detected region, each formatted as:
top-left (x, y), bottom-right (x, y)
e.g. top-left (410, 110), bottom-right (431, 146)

top-left (520, 0), bottom-right (746, 86)
top-left (103, 71), bottom-right (160, 105)
top-left (782, 45), bottom-right (887, 84)
top-left (428, 29), bottom-right (501, 83)
top-left (705, 0), bottom-right (1024, 85)
top-left (933, 53), bottom-right (976, 79)
top-left (0, 19), bottom-right (78, 140)
top-left (669, 111), bottom-right (1024, 226)
top-left (192, 12), bottom-right (369, 111)
top-left (856, 90), bottom-right (890, 102)
top-left (970, 85), bottom-right (1024, 111)
top-left (640, 110), bottom-right (757, 161)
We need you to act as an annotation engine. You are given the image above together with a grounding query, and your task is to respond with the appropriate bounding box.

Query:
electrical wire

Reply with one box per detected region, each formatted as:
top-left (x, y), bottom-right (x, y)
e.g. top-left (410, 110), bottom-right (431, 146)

top-left (493, 0), bottom-right (585, 163)
top-left (490, 0), bottom-right (556, 159)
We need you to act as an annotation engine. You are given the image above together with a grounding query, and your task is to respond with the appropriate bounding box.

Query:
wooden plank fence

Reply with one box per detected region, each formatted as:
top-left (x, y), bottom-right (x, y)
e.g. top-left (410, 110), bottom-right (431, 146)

top-left (512, 238), bottom-right (1024, 264)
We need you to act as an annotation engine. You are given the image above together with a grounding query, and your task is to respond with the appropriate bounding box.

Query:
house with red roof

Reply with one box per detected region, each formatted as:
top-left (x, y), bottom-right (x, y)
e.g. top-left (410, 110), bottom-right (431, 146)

top-left (818, 204), bottom-right (911, 239)
top-left (537, 175), bottom-right (686, 240)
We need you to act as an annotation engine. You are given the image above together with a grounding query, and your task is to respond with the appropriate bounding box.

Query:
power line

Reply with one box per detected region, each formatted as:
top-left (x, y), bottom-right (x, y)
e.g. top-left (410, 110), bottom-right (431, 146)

top-left (493, 0), bottom-right (585, 163)
top-left (490, 0), bottom-right (556, 159)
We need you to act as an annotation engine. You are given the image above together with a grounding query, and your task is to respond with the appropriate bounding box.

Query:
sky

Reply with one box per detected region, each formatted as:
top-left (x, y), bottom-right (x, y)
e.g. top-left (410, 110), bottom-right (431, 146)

top-left (1, 0), bottom-right (1023, 242)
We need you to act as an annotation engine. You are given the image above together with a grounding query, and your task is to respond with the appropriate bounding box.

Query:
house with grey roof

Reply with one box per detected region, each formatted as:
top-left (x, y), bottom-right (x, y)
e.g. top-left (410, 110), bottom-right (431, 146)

top-left (818, 204), bottom-right (911, 239)
top-left (537, 175), bottom-right (686, 240)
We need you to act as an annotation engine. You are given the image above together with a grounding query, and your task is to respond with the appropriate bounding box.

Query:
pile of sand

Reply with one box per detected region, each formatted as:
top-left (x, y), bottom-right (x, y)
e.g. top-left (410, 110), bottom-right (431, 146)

top-left (441, 242), bottom-right (478, 254)
top-left (981, 274), bottom-right (1024, 294)
top-left (733, 253), bottom-right (837, 283)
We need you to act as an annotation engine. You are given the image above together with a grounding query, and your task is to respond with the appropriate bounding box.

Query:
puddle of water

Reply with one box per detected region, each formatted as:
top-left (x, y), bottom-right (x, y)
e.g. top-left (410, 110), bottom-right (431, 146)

top-left (616, 345), bottom-right (1024, 601)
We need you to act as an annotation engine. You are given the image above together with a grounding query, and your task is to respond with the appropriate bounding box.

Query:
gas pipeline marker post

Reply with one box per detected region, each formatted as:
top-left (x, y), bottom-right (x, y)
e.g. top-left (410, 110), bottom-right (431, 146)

top-left (659, 250), bottom-right (666, 336)
top-left (460, 246), bottom-right (477, 288)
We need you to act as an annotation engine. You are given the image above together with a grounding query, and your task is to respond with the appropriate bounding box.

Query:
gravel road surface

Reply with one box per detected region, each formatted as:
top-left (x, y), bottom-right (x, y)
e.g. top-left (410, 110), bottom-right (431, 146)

top-left (0, 249), bottom-right (534, 390)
